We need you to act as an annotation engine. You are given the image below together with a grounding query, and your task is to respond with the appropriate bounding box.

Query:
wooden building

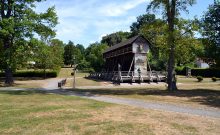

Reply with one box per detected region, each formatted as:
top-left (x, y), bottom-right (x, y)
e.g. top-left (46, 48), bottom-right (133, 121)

top-left (89, 35), bottom-right (166, 83)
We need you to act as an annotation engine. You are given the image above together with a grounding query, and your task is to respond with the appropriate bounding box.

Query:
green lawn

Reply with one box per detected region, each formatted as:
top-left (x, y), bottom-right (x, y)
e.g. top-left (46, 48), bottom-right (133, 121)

top-left (0, 90), bottom-right (219, 135)
top-left (72, 76), bottom-right (220, 109)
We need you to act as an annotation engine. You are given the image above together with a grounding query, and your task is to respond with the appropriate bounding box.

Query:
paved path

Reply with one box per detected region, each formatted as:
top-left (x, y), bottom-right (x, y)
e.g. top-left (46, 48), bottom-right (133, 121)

top-left (42, 78), bottom-right (63, 90)
top-left (1, 78), bottom-right (220, 118)
top-left (42, 89), bottom-right (220, 118)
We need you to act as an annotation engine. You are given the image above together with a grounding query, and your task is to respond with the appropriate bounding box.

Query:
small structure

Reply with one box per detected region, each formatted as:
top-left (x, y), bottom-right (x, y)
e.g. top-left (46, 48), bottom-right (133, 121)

top-left (195, 58), bottom-right (210, 68)
top-left (89, 35), bottom-right (166, 83)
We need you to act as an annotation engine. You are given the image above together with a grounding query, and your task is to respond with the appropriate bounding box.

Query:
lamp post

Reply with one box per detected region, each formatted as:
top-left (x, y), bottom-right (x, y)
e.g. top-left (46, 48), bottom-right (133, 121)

top-left (73, 56), bottom-right (76, 89)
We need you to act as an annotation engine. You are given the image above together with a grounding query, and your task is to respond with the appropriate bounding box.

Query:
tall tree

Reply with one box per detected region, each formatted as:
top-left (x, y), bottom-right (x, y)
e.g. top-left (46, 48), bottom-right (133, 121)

top-left (147, 0), bottom-right (196, 91)
top-left (63, 41), bottom-right (75, 67)
top-left (130, 14), bottom-right (157, 36)
top-left (31, 39), bottom-right (53, 78)
top-left (201, 1), bottom-right (220, 67)
top-left (85, 43), bottom-right (108, 72)
top-left (50, 39), bottom-right (64, 69)
top-left (76, 44), bottom-right (85, 55)
top-left (101, 31), bottom-right (131, 46)
top-left (0, 0), bottom-right (58, 85)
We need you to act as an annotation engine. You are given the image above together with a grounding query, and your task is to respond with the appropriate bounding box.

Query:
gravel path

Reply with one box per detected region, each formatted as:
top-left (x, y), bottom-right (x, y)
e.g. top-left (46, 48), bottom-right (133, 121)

top-left (44, 89), bottom-right (220, 118)
top-left (1, 78), bottom-right (220, 118)
top-left (42, 78), bottom-right (63, 90)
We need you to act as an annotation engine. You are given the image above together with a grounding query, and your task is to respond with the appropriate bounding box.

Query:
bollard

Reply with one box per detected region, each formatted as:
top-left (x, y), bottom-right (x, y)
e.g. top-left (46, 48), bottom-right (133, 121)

top-left (58, 82), bottom-right (62, 88)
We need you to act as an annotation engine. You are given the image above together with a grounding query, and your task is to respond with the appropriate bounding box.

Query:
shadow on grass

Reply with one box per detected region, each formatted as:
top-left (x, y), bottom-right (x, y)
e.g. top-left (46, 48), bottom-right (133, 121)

top-left (0, 90), bottom-right (47, 95)
top-left (84, 77), bottom-right (112, 83)
top-left (71, 88), bottom-right (220, 108)
top-left (0, 77), bottom-right (52, 81)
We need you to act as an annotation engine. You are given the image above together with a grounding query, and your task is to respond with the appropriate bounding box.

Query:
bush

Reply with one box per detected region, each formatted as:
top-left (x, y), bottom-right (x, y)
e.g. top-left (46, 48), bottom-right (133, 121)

top-left (191, 68), bottom-right (220, 77)
top-left (176, 68), bottom-right (220, 78)
top-left (71, 72), bottom-right (74, 76)
top-left (212, 77), bottom-right (217, 82)
top-left (0, 70), bottom-right (58, 78)
top-left (80, 68), bottom-right (95, 73)
top-left (175, 66), bottom-right (187, 75)
top-left (197, 76), bottom-right (203, 82)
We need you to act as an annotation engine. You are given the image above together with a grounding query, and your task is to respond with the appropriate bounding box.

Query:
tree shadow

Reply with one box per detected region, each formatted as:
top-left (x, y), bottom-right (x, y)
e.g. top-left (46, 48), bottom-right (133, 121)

top-left (71, 88), bottom-right (220, 108)
top-left (84, 77), bottom-right (113, 83)
top-left (0, 90), bottom-right (47, 95)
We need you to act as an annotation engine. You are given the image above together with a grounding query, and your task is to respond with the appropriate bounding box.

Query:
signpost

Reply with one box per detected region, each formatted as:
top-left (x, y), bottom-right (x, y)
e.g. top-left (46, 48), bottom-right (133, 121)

top-left (73, 66), bottom-right (76, 89)
top-left (72, 56), bottom-right (77, 89)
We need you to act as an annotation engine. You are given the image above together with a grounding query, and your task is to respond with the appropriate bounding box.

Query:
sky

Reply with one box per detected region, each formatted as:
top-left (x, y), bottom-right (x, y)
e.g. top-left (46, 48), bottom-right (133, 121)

top-left (36, 0), bottom-right (214, 47)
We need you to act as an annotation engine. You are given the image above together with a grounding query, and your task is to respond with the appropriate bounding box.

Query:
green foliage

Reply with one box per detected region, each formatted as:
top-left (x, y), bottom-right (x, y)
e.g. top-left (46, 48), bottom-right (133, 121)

top-left (201, 2), bottom-right (220, 67)
top-left (101, 31), bottom-right (131, 46)
top-left (76, 44), bottom-right (85, 55)
top-left (212, 77), bottom-right (217, 82)
top-left (50, 39), bottom-right (65, 69)
top-left (27, 38), bottom-right (63, 73)
top-left (0, 70), bottom-right (58, 78)
top-left (63, 41), bottom-right (83, 66)
top-left (133, 13), bottom-right (203, 70)
top-left (64, 41), bottom-right (75, 66)
top-left (191, 68), bottom-right (220, 78)
top-left (0, 0), bottom-right (58, 84)
top-left (176, 67), bottom-right (220, 77)
top-left (80, 68), bottom-right (95, 73)
top-left (131, 14), bottom-right (157, 36)
top-left (196, 76), bottom-right (203, 82)
top-left (85, 43), bottom-right (108, 72)
top-left (77, 59), bottom-right (90, 70)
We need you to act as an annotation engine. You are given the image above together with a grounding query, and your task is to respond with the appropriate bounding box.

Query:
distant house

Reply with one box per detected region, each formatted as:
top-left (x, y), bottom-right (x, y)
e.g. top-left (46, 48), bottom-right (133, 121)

top-left (195, 58), bottom-right (210, 68)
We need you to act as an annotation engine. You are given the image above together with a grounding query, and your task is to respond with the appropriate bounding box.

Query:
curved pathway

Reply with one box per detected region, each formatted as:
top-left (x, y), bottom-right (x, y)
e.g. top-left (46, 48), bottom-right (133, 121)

top-left (43, 89), bottom-right (220, 118)
top-left (1, 78), bottom-right (220, 118)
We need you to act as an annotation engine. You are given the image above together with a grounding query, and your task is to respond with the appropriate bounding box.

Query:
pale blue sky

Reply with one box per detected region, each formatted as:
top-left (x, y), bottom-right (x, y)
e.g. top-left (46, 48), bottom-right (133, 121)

top-left (36, 0), bottom-right (214, 47)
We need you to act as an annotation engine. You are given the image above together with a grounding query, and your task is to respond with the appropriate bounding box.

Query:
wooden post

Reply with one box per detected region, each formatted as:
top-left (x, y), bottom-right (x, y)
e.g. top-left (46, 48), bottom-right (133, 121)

top-left (73, 68), bottom-right (76, 89)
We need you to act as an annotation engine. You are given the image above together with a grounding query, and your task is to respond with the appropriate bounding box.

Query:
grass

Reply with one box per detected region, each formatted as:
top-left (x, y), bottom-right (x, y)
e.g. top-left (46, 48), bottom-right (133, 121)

top-left (58, 68), bottom-right (90, 78)
top-left (0, 90), bottom-right (219, 135)
top-left (65, 75), bottom-right (104, 87)
top-left (71, 75), bottom-right (220, 109)
top-left (58, 68), bottom-right (103, 87)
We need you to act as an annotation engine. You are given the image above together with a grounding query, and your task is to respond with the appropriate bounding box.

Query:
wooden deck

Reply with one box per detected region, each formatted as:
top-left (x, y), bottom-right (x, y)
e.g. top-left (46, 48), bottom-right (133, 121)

top-left (88, 71), bottom-right (166, 83)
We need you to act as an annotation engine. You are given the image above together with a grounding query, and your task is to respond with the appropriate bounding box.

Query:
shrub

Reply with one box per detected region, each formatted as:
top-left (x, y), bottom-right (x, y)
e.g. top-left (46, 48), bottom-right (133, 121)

top-left (0, 70), bottom-right (58, 78)
top-left (80, 68), bottom-right (95, 73)
top-left (71, 72), bottom-right (74, 76)
top-left (197, 76), bottom-right (203, 82)
top-left (212, 77), bottom-right (217, 82)
top-left (176, 68), bottom-right (220, 78)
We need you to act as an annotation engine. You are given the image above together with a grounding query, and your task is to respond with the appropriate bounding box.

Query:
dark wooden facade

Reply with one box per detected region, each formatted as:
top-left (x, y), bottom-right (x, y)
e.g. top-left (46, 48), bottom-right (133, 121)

top-left (89, 35), bottom-right (166, 83)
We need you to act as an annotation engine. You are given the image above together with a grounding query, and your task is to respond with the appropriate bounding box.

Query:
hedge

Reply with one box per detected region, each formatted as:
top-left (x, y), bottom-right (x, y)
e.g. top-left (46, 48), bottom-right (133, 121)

top-left (0, 70), bottom-right (58, 78)
top-left (176, 67), bottom-right (220, 77)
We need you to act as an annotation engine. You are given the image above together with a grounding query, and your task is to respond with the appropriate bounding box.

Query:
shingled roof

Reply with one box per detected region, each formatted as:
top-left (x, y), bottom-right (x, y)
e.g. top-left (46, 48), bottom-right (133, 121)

top-left (103, 35), bottom-right (150, 54)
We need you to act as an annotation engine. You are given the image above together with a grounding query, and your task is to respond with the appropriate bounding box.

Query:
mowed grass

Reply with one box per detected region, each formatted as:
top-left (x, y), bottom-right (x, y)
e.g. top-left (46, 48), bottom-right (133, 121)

top-left (59, 68), bottom-right (104, 87)
top-left (0, 90), bottom-right (219, 135)
top-left (72, 76), bottom-right (220, 109)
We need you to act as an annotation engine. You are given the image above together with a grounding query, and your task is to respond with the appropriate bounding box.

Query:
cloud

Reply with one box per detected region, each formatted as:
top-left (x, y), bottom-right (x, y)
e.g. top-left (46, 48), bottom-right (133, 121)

top-left (35, 0), bottom-right (149, 46)
top-left (98, 0), bottom-right (147, 17)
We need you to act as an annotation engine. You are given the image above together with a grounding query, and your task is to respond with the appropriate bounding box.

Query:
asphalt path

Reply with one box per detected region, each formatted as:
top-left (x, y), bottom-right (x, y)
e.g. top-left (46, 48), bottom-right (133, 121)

top-left (1, 78), bottom-right (220, 118)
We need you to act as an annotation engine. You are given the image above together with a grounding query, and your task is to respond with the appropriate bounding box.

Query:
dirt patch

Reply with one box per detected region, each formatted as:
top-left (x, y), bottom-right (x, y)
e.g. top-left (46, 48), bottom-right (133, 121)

top-left (88, 106), bottom-right (220, 135)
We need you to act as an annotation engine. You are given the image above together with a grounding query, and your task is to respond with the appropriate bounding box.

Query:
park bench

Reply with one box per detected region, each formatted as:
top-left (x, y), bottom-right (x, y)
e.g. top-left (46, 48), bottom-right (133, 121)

top-left (58, 78), bottom-right (67, 88)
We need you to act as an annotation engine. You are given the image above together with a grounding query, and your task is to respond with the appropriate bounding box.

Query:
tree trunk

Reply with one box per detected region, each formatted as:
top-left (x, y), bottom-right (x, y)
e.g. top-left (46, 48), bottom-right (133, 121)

top-left (3, 39), bottom-right (14, 85)
top-left (167, 46), bottom-right (177, 91)
top-left (5, 67), bottom-right (14, 85)
top-left (166, 0), bottom-right (177, 91)
top-left (1, 0), bottom-right (14, 86)
top-left (44, 68), bottom-right (46, 79)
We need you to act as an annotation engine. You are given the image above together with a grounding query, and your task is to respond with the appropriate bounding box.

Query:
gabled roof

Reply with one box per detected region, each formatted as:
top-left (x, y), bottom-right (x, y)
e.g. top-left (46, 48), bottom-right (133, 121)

top-left (103, 35), bottom-right (151, 54)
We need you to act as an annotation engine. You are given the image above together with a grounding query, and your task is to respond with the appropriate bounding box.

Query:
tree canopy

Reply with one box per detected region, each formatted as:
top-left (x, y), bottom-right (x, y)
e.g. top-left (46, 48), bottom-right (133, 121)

top-left (147, 0), bottom-right (196, 91)
top-left (101, 31), bottom-right (131, 47)
top-left (201, 1), bottom-right (220, 67)
top-left (0, 0), bottom-right (58, 84)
